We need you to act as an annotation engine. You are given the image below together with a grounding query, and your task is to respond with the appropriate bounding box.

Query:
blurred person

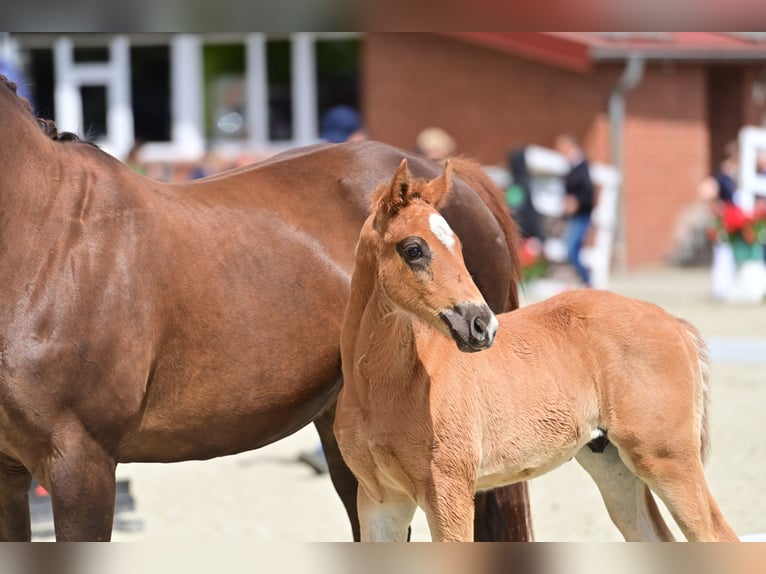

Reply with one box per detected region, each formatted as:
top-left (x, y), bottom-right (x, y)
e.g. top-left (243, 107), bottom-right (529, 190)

top-left (125, 141), bottom-right (170, 182)
top-left (0, 46), bottom-right (34, 110)
top-left (234, 149), bottom-right (269, 168)
top-left (555, 132), bottom-right (594, 287)
top-left (320, 104), bottom-right (361, 144)
top-left (757, 149), bottom-right (766, 176)
top-left (415, 126), bottom-right (456, 160)
top-left (506, 147), bottom-right (543, 241)
top-left (507, 147), bottom-right (546, 284)
top-left (190, 149), bottom-right (233, 180)
top-left (699, 142), bottom-right (745, 298)
top-left (346, 127), bottom-right (368, 142)
top-left (712, 140), bottom-right (739, 208)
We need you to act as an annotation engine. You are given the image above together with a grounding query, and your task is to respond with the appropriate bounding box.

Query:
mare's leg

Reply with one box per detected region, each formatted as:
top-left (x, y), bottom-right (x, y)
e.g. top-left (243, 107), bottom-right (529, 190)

top-left (576, 442), bottom-right (675, 541)
top-left (0, 455), bottom-right (32, 541)
top-left (42, 430), bottom-right (117, 541)
top-left (313, 400), bottom-right (360, 541)
top-left (474, 484), bottom-right (533, 541)
top-left (358, 487), bottom-right (416, 542)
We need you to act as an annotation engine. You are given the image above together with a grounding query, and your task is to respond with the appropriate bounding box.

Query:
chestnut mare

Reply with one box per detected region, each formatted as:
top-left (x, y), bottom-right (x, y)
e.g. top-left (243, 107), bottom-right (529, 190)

top-left (335, 160), bottom-right (739, 542)
top-left (0, 76), bottom-right (531, 541)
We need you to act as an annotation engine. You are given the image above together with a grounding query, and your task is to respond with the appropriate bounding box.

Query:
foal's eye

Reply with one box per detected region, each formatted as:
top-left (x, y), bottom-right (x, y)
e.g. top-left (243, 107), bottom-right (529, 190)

top-left (396, 237), bottom-right (431, 269)
top-left (405, 244), bottom-right (423, 260)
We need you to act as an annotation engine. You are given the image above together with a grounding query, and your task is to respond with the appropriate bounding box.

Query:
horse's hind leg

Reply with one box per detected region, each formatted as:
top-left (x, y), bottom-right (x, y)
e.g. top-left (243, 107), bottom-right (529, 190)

top-left (41, 431), bottom-right (117, 541)
top-left (314, 399), bottom-right (361, 541)
top-left (0, 455), bottom-right (33, 540)
top-left (628, 453), bottom-right (738, 542)
top-left (576, 442), bottom-right (675, 541)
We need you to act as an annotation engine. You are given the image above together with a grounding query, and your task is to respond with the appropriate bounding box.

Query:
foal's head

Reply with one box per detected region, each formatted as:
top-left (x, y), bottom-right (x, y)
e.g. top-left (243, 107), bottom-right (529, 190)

top-left (368, 159), bottom-right (497, 352)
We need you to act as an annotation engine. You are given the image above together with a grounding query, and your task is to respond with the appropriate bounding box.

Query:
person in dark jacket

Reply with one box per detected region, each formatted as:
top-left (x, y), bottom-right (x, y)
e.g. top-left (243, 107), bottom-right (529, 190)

top-left (507, 147), bottom-right (544, 241)
top-left (555, 133), bottom-right (594, 286)
top-left (713, 140), bottom-right (738, 205)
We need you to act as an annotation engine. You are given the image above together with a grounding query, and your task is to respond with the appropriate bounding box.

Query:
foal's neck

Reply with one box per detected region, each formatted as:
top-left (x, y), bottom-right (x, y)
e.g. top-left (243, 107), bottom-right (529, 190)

top-left (343, 230), bottom-right (439, 400)
top-left (357, 283), bottom-right (445, 394)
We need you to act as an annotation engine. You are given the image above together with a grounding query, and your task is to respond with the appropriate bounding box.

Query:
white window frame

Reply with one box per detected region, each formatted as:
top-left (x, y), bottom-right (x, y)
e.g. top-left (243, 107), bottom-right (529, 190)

top-left (39, 32), bottom-right (360, 163)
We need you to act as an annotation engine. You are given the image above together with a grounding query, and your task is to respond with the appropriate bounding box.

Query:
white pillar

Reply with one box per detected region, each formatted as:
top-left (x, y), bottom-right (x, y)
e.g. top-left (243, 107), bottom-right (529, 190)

top-left (171, 34), bottom-right (204, 160)
top-left (53, 37), bottom-right (82, 136)
top-left (108, 35), bottom-right (134, 159)
top-left (246, 33), bottom-right (268, 148)
top-left (291, 33), bottom-right (317, 146)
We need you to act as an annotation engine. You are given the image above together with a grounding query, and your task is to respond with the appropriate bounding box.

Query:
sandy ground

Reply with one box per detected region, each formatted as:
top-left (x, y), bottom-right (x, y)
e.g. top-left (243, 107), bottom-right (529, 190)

top-left (31, 267), bottom-right (766, 542)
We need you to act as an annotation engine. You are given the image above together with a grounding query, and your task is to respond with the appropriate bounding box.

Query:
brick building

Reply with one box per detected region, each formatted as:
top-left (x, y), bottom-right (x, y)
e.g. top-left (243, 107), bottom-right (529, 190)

top-left (362, 33), bottom-right (766, 267)
top-left (7, 32), bottom-right (766, 268)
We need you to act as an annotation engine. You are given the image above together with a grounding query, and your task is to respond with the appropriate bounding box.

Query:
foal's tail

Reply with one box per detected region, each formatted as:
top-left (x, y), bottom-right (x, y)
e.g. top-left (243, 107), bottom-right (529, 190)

top-left (678, 318), bottom-right (712, 465)
top-left (451, 156), bottom-right (522, 312)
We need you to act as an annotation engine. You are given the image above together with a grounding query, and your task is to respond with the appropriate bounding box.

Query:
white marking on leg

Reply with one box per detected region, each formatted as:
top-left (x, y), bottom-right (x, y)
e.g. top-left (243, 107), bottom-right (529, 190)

top-left (429, 213), bottom-right (456, 251)
top-left (359, 493), bottom-right (417, 542)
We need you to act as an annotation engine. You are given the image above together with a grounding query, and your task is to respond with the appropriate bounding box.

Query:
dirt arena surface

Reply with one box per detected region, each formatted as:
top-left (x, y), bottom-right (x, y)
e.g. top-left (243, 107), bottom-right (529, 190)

top-left (32, 267), bottom-right (766, 542)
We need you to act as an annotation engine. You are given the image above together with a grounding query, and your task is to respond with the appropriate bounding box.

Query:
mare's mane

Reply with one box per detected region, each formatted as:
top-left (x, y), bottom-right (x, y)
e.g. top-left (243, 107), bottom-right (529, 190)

top-left (1, 74), bottom-right (92, 144)
top-left (450, 156), bottom-right (521, 310)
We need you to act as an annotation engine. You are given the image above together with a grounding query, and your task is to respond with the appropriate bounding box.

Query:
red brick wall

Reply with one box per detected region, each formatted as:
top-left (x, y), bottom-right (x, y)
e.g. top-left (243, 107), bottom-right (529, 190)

top-left (621, 63), bottom-right (710, 267)
top-left (362, 33), bottom-right (614, 164)
top-left (361, 34), bottom-right (714, 268)
top-left (741, 67), bottom-right (766, 128)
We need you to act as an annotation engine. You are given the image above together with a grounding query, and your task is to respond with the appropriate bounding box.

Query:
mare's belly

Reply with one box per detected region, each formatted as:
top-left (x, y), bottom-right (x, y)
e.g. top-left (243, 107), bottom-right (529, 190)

top-left (118, 382), bottom-right (335, 463)
top-left (117, 343), bottom-right (342, 463)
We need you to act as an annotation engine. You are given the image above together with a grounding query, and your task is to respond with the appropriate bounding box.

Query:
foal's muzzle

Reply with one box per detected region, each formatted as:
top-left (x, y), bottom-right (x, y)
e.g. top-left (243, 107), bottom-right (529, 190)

top-left (439, 303), bottom-right (498, 352)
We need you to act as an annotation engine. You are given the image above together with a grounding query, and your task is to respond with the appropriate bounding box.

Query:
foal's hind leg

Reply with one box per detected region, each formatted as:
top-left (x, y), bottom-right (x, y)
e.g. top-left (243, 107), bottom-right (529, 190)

top-left (576, 443), bottom-right (675, 541)
top-left (623, 451), bottom-right (738, 542)
top-left (0, 455), bottom-right (32, 541)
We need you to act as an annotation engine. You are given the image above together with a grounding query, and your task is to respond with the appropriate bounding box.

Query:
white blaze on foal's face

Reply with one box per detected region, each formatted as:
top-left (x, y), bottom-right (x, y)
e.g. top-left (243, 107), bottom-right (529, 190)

top-left (428, 213), bottom-right (456, 252)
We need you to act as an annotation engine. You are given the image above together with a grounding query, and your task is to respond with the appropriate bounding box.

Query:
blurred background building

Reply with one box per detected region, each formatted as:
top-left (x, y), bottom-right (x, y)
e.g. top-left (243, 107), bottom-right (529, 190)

top-left (4, 32), bottom-right (766, 268)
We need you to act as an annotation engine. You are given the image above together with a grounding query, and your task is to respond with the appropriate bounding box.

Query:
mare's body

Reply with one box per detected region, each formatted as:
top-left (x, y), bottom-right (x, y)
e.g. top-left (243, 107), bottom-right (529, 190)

top-left (0, 76), bottom-right (530, 541)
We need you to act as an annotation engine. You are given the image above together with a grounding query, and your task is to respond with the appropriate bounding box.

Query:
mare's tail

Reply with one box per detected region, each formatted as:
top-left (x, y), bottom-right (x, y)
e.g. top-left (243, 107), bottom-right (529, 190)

top-left (451, 156), bottom-right (522, 312)
top-left (677, 318), bottom-right (712, 465)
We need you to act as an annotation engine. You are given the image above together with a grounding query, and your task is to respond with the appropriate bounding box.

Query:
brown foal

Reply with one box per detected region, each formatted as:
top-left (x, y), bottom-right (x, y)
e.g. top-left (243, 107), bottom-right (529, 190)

top-left (335, 159), bottom-right (739, 542)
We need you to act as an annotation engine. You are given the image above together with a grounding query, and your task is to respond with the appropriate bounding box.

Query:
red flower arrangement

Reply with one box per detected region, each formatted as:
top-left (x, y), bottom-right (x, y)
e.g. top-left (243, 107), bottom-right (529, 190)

top-left (518, 237), bottom-right (547, 282)
top-left (708, 202), bottom-right (766, 263)
top-left (710, 203), bottom-right (766, 244)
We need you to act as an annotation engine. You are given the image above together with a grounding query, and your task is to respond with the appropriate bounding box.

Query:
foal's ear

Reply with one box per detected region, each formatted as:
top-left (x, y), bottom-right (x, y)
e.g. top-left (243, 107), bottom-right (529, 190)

top-left (374, 159), bottom-right (412, 231)
top-left (422, 160), bottom-right (453, 208)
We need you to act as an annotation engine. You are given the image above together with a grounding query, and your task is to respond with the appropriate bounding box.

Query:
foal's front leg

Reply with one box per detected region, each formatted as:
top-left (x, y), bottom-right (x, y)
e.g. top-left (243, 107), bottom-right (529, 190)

top-left (358, 486), bottom-right (417, 542)
top-left (422, 475), bottom-right (476, 542)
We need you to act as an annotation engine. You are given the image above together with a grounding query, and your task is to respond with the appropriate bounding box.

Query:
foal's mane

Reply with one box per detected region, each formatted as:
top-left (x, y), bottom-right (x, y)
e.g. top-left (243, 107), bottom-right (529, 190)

top-left (1, 74), bottom-right (90, 144)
